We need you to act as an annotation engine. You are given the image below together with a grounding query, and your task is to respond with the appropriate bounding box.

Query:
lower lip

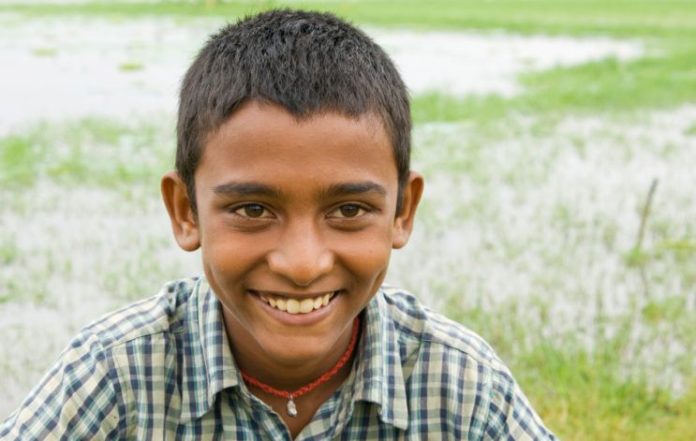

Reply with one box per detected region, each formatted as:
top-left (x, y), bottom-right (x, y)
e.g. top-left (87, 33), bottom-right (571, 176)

top-left (251, 291), bottom-right (340, 326)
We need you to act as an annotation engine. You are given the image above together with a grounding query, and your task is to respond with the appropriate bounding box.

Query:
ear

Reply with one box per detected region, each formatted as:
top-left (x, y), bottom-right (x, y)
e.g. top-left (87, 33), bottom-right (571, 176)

top-left (161, 171), bottom-right (201, 252)
top-left (392, 171), bottom-right (424, 249)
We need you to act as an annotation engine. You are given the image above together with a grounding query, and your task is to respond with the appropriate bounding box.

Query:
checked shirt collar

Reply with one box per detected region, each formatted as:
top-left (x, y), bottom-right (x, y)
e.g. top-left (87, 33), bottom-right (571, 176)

top-left (178, 278), bottom-right (410, 430)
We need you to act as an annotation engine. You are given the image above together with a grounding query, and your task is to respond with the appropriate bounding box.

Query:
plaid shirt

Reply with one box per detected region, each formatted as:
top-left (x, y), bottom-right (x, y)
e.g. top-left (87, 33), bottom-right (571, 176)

top-left (1, 277), bottom-right (556, 440)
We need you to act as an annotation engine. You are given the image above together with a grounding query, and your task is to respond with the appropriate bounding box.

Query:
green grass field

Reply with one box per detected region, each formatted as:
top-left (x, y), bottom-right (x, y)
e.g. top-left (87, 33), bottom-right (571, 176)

top-left (1, 1), bottom-right (694, 439)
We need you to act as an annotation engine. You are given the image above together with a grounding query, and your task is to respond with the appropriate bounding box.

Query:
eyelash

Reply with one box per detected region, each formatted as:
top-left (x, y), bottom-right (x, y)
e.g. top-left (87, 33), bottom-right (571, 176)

top-left (229, 203), bottom-right (273, 219)
top-left (227, 202), bottom-right (374, 221)
top-left (328, 203), bottom-right (372, 219)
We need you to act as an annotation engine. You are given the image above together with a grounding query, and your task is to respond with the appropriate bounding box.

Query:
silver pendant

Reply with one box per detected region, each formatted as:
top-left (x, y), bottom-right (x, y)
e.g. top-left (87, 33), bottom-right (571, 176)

top-left (287, 397), bottom-right (298, 417)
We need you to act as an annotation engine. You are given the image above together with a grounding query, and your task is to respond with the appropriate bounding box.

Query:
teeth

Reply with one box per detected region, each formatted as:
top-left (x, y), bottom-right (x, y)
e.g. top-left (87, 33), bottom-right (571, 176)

top-left (286, 299), bottom-right (300, 314)
top-left (276, 297), bottom-right (287, 311)
top-left (299, 299), bottom-right (314, 313)
top-left (261, 292), bottom-right (335, 314)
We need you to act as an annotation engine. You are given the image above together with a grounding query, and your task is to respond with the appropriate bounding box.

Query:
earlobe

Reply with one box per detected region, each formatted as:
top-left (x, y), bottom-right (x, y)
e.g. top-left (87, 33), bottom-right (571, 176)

top-left (161, 171), bottom-right (201, 252)
top-left (392, 171), bottom-right (424, 249)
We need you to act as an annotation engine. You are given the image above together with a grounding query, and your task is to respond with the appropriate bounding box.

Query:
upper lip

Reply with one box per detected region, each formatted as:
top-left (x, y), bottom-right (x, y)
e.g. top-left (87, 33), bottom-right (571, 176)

top-left (249, 289), bottom-right (340, 300)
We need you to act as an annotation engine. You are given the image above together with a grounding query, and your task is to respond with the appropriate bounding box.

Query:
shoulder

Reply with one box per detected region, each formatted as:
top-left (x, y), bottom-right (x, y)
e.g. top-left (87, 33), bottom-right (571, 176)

top-left (77, 277), bottom-right (201, 352)
top-left (379, 285), bottom-right (501, 368)
top-left (0, 278), bottom-right (203, 439)
top-left (378, 286), bottom-right (557, 440)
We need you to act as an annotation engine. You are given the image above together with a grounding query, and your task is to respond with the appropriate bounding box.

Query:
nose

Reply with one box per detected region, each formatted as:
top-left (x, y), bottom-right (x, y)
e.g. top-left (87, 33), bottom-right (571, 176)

top-left (266, 221), bottom-right (334, 287)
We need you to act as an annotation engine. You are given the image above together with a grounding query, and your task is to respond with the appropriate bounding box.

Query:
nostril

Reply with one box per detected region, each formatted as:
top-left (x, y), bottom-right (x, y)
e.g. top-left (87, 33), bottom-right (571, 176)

top-left (266, 248), bottom-right (334, 287)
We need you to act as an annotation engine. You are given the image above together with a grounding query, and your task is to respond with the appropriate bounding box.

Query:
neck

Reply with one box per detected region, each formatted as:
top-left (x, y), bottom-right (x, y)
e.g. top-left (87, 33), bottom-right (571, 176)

top-left (222, 311), bottom-right (358, 391)
top-left (240, 318), bottom-right (360, 406)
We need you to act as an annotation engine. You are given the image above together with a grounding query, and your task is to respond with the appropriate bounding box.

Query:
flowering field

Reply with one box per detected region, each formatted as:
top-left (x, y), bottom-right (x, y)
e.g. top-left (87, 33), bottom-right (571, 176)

top-left (1, 1), bottom-right (695, 439)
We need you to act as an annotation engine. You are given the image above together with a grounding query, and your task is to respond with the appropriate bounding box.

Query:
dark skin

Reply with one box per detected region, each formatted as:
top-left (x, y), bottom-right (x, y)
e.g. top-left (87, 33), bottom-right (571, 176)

top-left (162, 101), bottom-right (423, 438)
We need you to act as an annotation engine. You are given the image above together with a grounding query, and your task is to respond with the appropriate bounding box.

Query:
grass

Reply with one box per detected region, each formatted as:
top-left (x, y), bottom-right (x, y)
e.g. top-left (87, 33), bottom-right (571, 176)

top-left (118, 61), bottom-right (145, 72)
top-left (0, 239), bottom-right (19, 266)
top-left (408, 110), bottom-right (696, 439)
top-left (519, 344), bottom-right (696, 441)
top-left (642, 296), bottom-right (687, 324)
top-left (446, 296), bottom-right (696, 440)
top-left (3, 1), bottom-right (695, 37)
top-left (412, 93), bottom-right (509, 125)
top-left (686, 123), bottom-right (696, 136)
top-left (0, 134), bottom-right (45, 187)
top-left (0, 117), bottom-right (173, 190)
top-left (413, 49), bottom-right (696, 124)
top-left (518, 50), bottom-right (696, 113)
top-left (31, 47), bottom-right (57, 57)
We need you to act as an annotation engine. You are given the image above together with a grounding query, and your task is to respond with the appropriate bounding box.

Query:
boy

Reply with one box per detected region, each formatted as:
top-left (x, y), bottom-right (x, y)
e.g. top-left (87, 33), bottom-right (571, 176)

top-left (1, 10), bottom-right (556, 440)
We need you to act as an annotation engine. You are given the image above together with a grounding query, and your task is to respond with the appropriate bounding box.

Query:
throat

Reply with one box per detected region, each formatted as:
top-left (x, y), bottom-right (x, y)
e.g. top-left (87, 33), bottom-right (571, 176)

top-left (247, 357), bottom-right (356, 439)
top-left (239, 316), bottom-right (361, 418)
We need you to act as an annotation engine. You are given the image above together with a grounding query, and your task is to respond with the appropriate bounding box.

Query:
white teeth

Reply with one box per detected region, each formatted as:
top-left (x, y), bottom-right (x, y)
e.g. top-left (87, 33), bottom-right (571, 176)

top-left (276, 297), bottom-right (287, 312)
top-left (261, 292), bottom-right (336, 314)
top-left (286, 299), bottom-right (300, 314)
top-left (299, 299), bottom-right (315, 313)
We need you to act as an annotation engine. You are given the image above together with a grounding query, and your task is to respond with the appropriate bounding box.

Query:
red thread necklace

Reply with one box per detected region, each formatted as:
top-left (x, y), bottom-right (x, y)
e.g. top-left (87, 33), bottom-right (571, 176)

top-left (240, 316), bottom-right (361, 417)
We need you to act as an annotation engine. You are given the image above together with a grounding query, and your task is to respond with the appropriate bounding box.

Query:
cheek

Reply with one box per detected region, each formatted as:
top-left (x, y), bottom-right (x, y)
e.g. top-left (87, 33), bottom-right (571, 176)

top-left (337, 230), bottom-right (393, 282)
top-left (201, 233), bottom-right (265, 284)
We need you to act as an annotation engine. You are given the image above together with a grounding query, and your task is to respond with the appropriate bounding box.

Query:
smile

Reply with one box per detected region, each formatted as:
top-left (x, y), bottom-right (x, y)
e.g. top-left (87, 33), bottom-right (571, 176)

top-left (257, 291), bottom-right (337, 315)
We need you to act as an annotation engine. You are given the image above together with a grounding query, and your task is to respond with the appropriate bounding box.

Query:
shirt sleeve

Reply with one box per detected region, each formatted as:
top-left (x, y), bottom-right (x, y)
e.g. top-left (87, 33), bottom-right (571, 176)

top-left (0, 331), bottom-right (124, 440)
top-left (482, 366), bottom-right (557, 441)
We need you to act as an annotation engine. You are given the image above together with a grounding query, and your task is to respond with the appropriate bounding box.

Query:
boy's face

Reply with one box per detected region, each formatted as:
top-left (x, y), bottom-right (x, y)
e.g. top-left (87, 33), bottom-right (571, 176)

top-left (163, 101), bottom-right (422, 370)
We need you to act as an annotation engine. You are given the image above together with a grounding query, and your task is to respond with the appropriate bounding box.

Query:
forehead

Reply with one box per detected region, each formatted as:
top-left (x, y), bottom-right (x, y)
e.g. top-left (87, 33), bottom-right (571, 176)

top-left (196, 101), bottom-right (398, 193)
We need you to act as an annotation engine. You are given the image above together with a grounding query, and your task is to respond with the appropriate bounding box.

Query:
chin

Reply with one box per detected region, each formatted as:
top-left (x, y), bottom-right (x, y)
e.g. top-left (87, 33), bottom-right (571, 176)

top-left (263, 346), bottom-right (325, 369)
top-left (260, 333), bottom-right (342, 365)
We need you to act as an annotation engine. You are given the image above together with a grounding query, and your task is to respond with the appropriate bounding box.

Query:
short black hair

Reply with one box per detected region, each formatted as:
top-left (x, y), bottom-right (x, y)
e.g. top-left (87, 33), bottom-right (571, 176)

top-left (177, 9), bottom-right (411, 213)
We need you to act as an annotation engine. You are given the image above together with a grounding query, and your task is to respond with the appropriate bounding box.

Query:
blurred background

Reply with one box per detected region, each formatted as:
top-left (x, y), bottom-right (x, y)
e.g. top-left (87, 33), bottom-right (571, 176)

top-left (1, 1), bottom-right (695, 439)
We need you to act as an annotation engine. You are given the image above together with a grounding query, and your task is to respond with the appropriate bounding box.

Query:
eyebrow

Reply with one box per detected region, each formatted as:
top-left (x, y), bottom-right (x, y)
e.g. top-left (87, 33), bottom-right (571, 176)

top-left (212, 182), bottom-right (282, 198)
top-left (322, 181), bottom-right (387, 198)
top-left (211, 180), bottom-right (387, 199)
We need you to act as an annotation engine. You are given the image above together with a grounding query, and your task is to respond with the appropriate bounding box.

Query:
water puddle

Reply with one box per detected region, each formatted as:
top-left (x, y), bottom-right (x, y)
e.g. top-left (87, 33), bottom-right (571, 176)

top-left (0, 15), bottom-right (642, 134)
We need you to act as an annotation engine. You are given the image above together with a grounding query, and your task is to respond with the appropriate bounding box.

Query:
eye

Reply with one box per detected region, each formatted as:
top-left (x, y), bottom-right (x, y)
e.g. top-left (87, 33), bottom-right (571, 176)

top-left (329, 203), bottom-right (369, 219)
top-left (232, 203), bottom-right (272, 219)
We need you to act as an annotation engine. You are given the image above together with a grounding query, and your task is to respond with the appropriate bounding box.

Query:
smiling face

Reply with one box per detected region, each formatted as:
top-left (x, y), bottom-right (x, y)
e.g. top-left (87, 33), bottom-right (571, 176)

top-left (162, 101), bottom-right (422, 380)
